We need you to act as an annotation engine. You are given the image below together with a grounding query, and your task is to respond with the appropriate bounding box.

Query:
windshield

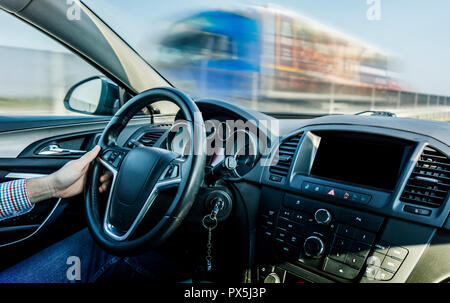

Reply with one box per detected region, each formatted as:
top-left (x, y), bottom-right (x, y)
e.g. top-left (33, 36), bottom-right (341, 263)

top-left (84, 0), bottom-right (450, 121)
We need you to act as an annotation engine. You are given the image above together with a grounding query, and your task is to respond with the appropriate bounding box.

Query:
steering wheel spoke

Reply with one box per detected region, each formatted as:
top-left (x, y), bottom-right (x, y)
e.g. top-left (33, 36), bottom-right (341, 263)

top-left (156, 158), bottom-right (184, 189)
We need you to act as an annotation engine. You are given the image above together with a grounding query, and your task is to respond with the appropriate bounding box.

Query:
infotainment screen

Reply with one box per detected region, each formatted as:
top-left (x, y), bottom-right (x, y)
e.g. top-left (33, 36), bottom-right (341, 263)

top-left (310, 133), bottom-right (411, 191)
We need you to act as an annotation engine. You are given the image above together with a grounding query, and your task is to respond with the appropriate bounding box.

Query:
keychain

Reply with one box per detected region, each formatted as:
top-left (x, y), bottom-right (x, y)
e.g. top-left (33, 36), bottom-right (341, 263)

top-left (202, 199), bottom-right (224, 272)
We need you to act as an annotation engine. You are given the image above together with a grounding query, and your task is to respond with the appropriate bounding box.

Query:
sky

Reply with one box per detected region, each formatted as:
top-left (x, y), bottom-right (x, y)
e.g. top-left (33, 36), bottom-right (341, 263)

top-left (0, 0), bottom-right (449, 96)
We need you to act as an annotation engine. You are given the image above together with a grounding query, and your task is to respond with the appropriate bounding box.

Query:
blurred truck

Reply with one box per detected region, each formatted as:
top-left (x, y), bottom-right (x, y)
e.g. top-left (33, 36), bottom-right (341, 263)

top-left (155, 5), bottom-right (403, 110)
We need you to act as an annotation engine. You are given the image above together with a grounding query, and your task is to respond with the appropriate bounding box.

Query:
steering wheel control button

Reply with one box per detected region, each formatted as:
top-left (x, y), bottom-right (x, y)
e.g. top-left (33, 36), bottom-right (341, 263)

top-left (314, 208), bottom-right (332, 225)
top-left (102, 150), bottom-right (113, 161)
top-left (323, 257), bottom-right (359, 280)
top-left (111, 153), bottom-right (124, 168)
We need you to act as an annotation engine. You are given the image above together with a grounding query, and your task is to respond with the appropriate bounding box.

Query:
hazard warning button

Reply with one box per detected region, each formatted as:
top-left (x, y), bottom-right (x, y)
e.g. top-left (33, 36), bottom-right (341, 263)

top-left (324, 187), bottom-right (343, 199)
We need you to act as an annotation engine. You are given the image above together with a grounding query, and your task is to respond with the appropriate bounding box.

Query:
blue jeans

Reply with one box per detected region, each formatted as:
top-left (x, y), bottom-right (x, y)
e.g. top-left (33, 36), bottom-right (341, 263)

top-left (0, 228), bottom-right (186, 283)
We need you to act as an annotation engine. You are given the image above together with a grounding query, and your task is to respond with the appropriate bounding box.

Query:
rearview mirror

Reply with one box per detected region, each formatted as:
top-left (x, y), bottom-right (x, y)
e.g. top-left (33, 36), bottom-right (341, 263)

top-left (64, 76), bottom-right (120, 116)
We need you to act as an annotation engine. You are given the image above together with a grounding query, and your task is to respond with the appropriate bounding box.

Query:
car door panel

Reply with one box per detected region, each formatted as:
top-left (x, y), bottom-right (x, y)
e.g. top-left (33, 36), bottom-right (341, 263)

top-left (0, 116), bottom-right (150, 263)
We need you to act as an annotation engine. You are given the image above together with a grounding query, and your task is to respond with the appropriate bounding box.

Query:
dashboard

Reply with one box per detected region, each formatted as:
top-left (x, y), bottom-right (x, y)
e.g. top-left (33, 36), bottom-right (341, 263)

top-left (124, 99), bottom-right (450, 283)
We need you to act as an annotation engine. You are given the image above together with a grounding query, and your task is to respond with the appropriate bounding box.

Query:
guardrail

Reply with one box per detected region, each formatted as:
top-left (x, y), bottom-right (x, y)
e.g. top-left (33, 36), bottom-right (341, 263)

top-left (158, 64), bottom-right (450, 121)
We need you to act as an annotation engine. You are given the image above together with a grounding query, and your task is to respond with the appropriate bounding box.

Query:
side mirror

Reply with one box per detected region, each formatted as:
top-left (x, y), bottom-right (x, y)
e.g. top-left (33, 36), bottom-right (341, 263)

top-left (64, 76), bottom-right (120, 116)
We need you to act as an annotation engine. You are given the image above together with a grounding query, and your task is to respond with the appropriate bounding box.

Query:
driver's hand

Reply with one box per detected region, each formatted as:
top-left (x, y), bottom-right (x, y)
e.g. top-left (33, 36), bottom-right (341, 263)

top-left (27, 145), bottom-right (112, 203)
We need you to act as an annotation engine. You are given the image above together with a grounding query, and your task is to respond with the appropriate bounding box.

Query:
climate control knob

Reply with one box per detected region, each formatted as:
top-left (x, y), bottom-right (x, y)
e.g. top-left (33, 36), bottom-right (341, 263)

top-left (303, 236), bottom-right (325, 258)
top-left (314, 208), bottom-right (332, 225)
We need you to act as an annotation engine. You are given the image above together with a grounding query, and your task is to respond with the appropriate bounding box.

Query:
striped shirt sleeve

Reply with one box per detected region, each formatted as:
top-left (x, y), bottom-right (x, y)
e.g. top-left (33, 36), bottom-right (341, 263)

top-left (0, 179), bottom-right (34, 220)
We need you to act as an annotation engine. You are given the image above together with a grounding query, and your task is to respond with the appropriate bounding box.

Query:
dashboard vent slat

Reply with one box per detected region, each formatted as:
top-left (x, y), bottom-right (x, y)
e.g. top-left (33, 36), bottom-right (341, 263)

top-left (269, 133), bottom-right (303, 178)
top-left (400, 146), bottom-right (450, 208)
top-left (138, 130), bottom-right (166, 147)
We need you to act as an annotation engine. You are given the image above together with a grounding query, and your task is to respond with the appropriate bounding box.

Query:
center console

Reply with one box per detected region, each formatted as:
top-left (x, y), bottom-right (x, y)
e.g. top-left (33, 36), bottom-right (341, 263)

top-left (258, 191), bottom-right (407, 282)
top-left (256, 129), bottom-right (441, 283)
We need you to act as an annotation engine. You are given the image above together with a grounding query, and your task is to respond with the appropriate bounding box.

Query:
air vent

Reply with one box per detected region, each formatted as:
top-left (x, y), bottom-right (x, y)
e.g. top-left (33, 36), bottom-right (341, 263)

top-left (400, 146), bottom-right (450, 208)
top-left (138, 130), bottom-right (166, 147)
top-left (269, 133), bottom-right (303, 177)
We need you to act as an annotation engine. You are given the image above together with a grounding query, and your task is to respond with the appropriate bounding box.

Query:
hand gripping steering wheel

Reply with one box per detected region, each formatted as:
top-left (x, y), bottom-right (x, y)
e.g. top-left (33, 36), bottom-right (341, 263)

top-left (85, 87), bottom-right (206, 255)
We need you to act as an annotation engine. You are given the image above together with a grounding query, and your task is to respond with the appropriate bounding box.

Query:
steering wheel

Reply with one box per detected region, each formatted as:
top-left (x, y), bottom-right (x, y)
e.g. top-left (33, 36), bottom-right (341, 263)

top-left (85, 87), bottom-right (206, 256)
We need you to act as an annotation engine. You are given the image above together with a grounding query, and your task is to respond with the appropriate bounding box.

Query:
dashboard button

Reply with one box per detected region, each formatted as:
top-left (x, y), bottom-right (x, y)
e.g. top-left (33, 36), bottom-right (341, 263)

top-left (350, 192), bottom-right (371, 204)
top-left (374, 241), bottom-right (390, 255)
top-left (291, 211), bottom-right (306, 224)
top-left (302, 182), bottom-right (325, 196)
top-left (404, 205), bottom-right (431, 216)
top-left (323, 258), bottom-right (359, 280)
top-left (287, 234), bottom-right (302, 246)
top-left (324, 187), bottom-right (343, 199)
top-left (375, 269), bottom-right (394, 281)
top-left (333, 235), bottom-right (353, 251)
top-left (262, 229), bottom-right (274, 237)
top-left (387, 246), bottom-right (408, 261)
top-left (276, 242), bottom-right (298, 260)
top-left (345, 253), bottom-right (366, 269)
top-left (364, 265), bottom-right (380, 279)
top-left (353, 230), bottom-right (376, 245)
top-left (338, 210), bottom-right (383, 232)
top-left (280, 209), bottom-right (292, 219)
top-left (381, 256), bottom-right (402, 273)
top-left (278, 217), bottom-right (297, 232)
top-left (263, 209), bottom-right (277, 219)
top-left (275, 229), bottom-right (287, 241)
top-left (269, 175), bottom-right (282, 182)
top-left (367, 251), bottom-right (385, 267)
top-left (301, 182), bottom-right (314, 192)
top-left (336, 224), bottom-right (356, 239)
top-left (261, 216), bottom-right (275, 228)
top-left (311, 184), bottom-right (323, 194)
top-left (329, 247), bottom-right (347, 263)
top-left (359, 194), bottom-right (371, 204)
top-left (284, 194), bottom-right (316, 213)
top-left (340, 190), bottom-right (353, 201)
top-left (351, 242), bottom-right (371, 258)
